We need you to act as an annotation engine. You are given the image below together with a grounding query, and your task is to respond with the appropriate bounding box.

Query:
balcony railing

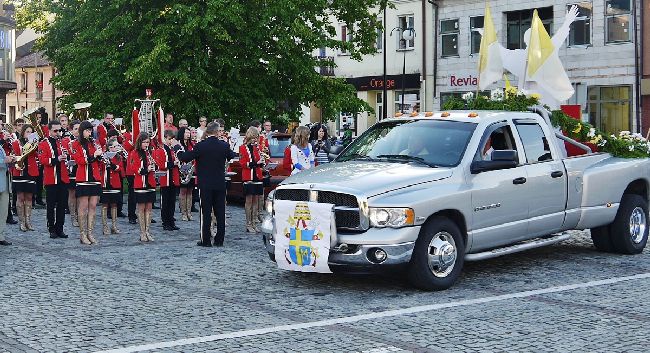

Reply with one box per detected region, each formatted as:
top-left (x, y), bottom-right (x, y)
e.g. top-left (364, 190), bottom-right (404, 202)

top-left (314, 56), bottom-right (335, 76)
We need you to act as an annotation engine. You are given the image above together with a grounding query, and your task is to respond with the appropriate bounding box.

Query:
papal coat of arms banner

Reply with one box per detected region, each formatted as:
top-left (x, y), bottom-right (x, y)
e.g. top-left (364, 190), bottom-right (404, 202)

top-left (274, 200), bottom-right (334, 273)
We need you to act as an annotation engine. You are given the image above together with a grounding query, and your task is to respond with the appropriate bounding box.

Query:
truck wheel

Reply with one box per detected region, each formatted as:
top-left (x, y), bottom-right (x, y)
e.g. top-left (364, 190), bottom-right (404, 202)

top-left (611, 194), bottom-right (648, 255)
top-left (408, 217), bottom-right (465, 291)
top-left (590, 226), bottom-right (615, 252)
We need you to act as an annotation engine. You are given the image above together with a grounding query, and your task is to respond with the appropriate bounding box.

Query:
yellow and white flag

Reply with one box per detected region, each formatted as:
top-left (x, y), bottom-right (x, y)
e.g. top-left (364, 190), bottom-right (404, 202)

top-left (526, 9), bottom-right (574, 101)
top-left (478, 2), bottom-right (502, 90)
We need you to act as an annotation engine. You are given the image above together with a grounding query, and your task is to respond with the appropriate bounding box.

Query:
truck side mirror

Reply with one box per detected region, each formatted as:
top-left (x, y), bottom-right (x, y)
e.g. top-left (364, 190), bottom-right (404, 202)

top-left (471, 150), bottom-right (519, 174)
top-left (328, 145), bottom-right (344, 161)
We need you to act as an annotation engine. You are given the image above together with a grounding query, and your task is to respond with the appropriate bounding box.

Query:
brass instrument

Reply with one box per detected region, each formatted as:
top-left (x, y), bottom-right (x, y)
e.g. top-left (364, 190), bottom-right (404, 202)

top-left (15, 108), bottom-right (44, 170)
top-left (71, 102), bottom-right (92, 121)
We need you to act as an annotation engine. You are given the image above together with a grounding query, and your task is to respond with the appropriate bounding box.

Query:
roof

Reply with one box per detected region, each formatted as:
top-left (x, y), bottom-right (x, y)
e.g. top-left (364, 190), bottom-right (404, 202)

top-left (15, 51), bottom-right (51, 68)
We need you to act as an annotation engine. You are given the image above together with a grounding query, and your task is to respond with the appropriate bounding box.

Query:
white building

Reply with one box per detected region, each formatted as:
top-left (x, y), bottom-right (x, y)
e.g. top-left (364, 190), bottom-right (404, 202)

top-left (327, 0), bottom-right (641, 135)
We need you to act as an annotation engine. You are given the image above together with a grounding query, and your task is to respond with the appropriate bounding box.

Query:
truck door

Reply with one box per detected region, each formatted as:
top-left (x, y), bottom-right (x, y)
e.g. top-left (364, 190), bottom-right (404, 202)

top-left (469, 122), bottom-right (530, 252)
top-left (513, 120), bottom-right (567, 237)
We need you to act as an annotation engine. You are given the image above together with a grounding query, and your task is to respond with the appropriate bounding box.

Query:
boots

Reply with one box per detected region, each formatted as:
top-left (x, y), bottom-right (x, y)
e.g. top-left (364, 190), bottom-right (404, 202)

top-left (79, 213), bottom-right (91, 245)
top-left (138, 210), bottom-right (148, 242)
top-left (25, 205), bottom-right (35, 231)
top-left (102, 206), bottom-right (110, 235)
top-left (17, 203), bottom-right (27, 232)
top-left (87, 211), bottom-right (97, 244)
top-left (245, 200), bottom-right (256, 233)
top-left (144, 211), bottom-right (154, 242)
top-left (180, 195), bottom-right (188, 221)
top-left (186, 194), bottom-right (193, 221)
top-left (111, 207), bottom-right (120, 234)
top-left (70, 200), bottom-right (79, 227)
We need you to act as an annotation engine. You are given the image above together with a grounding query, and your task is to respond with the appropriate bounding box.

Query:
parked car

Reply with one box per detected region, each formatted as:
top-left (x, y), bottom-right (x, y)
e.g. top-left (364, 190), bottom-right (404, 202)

top-left (227, 132), bottom-right (292, 200)
top-left (262, 107), bottom-right (650, 290)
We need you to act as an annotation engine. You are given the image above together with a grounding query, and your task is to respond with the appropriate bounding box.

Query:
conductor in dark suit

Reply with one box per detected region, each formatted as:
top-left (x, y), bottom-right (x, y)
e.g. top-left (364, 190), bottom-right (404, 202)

top-left (176, 122), bottom-right (237, 247)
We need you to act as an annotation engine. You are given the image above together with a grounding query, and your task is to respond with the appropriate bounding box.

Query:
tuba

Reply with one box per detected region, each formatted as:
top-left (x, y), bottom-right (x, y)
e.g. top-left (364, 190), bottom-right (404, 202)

top-left (15, 108), bottom-right (44, 170)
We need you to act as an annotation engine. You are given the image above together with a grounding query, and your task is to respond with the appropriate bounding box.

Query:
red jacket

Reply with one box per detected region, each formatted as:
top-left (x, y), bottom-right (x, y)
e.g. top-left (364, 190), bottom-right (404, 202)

top-left (239, 143), bottom-right (263, 182)
top-left (154, 145), bottom-right (180, 187)
top-left (38, 138), bottom-right (70, 185)
top-left (12, 139), bottom-right (39, 177)
top-left (96, 122), bottom-right (110, 148)
top-left (102, 155), bottom-right (123, 189)
top-left (122, 132), bottom-right (135, 176)
top-left (71, 139), bottom-right (102, 183)
top-left (128, 149), bottom-right (156, 189)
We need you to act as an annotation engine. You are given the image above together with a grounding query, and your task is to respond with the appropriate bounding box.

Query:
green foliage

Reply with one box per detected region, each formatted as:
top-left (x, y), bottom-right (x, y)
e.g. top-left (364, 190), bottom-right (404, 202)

top-left (442, 92), bottom-right (539, 112)
top-left (18, 0), bottom-right (388, 127)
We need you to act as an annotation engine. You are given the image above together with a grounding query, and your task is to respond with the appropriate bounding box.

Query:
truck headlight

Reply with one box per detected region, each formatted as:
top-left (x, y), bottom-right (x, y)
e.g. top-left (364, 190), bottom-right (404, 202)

top-left (265, 190), bottom-right (275, 214)
top-left (369, 207), bottom-right (415, 228)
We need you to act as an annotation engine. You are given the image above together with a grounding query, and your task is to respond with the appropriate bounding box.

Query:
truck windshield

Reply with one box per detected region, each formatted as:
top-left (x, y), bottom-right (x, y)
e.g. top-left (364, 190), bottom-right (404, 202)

top-left (337, 119), bottom-right (476, 167)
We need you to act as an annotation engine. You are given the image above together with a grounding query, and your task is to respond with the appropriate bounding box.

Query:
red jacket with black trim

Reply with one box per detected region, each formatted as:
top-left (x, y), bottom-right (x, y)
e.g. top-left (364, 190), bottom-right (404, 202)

top-left (71, 139), bottom-right (102, 182)
top-left (128, 149), bottom-right (156, 189)
top-left (154, 145), bottom-right (180, 187)
top-left (11, 139), bottom-right (39, 177)
top-left (38, 138), bottom-right (70, 185)
top-left (102, 155), bottom-right (123, 189)
top-left (239, 143), bottom-right (263, 182)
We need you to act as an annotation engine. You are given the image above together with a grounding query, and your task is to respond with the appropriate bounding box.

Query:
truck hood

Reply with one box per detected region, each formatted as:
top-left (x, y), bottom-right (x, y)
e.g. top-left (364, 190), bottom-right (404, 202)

top-left (281, 161), bottom-right (453, 197)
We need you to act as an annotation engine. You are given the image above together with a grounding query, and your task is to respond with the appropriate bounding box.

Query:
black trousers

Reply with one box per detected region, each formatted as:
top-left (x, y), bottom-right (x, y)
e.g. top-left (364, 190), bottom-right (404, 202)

top-left (45, 183), bottom-right (68, 233)
top-left (127, 176), bottom-right (136, 220)
top-left (160, 186), bottom-right (177, 226)
top-left (34, 166), bottom-right (44, 203)
top-left (199, 188), bottom-right (225, 245)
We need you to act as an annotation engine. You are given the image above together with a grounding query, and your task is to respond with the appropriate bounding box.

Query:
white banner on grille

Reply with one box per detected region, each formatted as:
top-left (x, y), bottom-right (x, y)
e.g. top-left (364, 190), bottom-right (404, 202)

top-left (274, 200), bottom-right (333, 273)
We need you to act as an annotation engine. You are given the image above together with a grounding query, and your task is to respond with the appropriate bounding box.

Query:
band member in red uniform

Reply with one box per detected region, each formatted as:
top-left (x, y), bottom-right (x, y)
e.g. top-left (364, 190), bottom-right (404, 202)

top-left (38, 120), bottom-right (70, 239)
top-left (12, 124), bottom-right (39, 232)
top-left (155, 130), bottom-right (180, 231)
top-left (71, 121), bottom-right (103, 245)
top-left (176, 127), bottom-right (194, 221)
top-left (62, 120), bottom-right (80, 226)
top-left (128, 132), bottom-right (156, 242)
top-left (239, 127), bottom-right (265, 233)
top-left (96, 112), bottom-right (115, 148)
top-left (100, 137), bottom-right (123, 235)
top-left (122, 129), bottom-right (138, 224)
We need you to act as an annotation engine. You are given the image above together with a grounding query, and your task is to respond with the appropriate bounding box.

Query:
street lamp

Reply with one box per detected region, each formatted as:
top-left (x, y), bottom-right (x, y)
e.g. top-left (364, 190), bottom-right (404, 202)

top-left (390, 27), bottom-right (416, 114)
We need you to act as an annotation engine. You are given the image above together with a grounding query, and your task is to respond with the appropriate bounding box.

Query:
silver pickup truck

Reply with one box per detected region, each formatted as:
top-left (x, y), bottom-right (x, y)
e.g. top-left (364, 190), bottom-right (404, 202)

top-left (262, 108), bottom-right (650, 290)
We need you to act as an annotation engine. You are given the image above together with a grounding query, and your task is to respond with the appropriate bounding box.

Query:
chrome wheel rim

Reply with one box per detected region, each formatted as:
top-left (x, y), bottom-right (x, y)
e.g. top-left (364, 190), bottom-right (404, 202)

top-left (427, 231), bottom-right (457, 278)
top-left (629, 207), bottom-right (647, 244)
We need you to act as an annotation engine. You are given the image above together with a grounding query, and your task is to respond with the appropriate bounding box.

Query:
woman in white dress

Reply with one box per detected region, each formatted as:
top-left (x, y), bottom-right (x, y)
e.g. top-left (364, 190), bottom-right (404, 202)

top-left (290, 126), bottom-right (315, 175)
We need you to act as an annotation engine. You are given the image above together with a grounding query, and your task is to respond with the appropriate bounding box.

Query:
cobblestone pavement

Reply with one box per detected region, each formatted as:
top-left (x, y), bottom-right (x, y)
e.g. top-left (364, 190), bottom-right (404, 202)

top-left (1, 201), bottom-right (649, 352)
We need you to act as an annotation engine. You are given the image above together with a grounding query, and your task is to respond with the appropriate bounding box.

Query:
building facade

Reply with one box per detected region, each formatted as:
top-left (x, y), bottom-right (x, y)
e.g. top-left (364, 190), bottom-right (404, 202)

top-left (329, 0), bottom-right (642, 135)
top-left (0, 1), bottom-right (16, 123)
top-left (5, 51), bottom-right (61, 122)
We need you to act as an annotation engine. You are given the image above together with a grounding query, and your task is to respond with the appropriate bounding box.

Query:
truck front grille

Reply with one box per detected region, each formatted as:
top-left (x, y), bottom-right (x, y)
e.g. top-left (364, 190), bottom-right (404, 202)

top-left (274, 188), bottom-right (362, 230)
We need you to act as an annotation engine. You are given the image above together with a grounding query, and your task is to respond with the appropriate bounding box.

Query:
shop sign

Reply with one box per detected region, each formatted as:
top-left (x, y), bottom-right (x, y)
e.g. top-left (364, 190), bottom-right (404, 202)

top-left (346, 73), bottom-right (420, 91)
top-left (450, 75), bottom-right (478, 87)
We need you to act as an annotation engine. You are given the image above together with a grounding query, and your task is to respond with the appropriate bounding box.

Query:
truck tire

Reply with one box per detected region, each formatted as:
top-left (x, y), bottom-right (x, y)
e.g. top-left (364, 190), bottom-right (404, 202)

top-left (408, 217), bottom-right (465, 291)
top-left (610, 194), bottom-right (649, 254)
top-left (590, 226), bottom-right (615, 252)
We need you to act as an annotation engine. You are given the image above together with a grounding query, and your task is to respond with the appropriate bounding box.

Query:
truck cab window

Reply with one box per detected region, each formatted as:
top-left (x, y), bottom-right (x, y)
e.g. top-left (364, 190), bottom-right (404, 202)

top-left (477, 125), bottom-right (517, 161)
top-left (515, 123), bottom-right (553, 163)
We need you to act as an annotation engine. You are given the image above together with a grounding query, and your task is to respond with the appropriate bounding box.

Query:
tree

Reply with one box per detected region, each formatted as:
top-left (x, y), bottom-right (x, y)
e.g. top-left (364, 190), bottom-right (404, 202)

top-left (16, 0), bottom-right (387, 127)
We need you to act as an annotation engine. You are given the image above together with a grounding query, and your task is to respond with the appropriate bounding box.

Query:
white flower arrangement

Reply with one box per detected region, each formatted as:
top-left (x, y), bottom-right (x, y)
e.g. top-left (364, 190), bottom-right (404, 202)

top-left (490, 89), bottom-right (504, 101)
top-left (461, 92), bottom-right (474, 101)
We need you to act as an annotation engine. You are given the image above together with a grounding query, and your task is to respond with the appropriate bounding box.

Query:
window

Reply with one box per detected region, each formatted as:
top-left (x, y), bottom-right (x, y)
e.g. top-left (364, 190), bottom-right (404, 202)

top-left (397, 15), bottom-right (415, 50)
top-left (568, 2), bottom-right (592, 46)
top-left (376, 92), bottom-right (384, 121)
top-left (36, 72), bottom-right (43, 100)
top-left (376, 22), bottom-right (383, 51)
top-left (476, 124), bottom-right (518, 162)
top-left (441, 19), bottom-right (459, 57)
top-left (587, 85), bottom-right (632, 133)
top-left (340, 25), bottom-right (353, 54)
top-left (506, 7), bottom-right (553, 50)
top-left (394, 90), bottom-right (420, 113)
top-left (20, 72), bottom-right (27, 92)
top-left (470, 16), bottom-right (484, 55)
top-left (515, 123), bottom-right (553, 163)
top-left (605, 0), bottom-right (632, 43)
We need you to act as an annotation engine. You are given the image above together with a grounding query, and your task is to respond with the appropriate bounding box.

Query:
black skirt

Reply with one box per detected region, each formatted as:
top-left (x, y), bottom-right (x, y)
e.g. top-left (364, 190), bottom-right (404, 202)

top-left (243, 181), bottom-right (263, 196)
top-left (179, 178), bottom-right (195, 189)
top-left (100, 189), bottom-right (122, 204)
top-left (76, 183), bottom-right (102, 197)
top-left (135, 189), bottom-right (156, 204)
top-left (67, 179), bottom-right (76, 189)
top-left (13, 176), bottom-right (36, 193)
